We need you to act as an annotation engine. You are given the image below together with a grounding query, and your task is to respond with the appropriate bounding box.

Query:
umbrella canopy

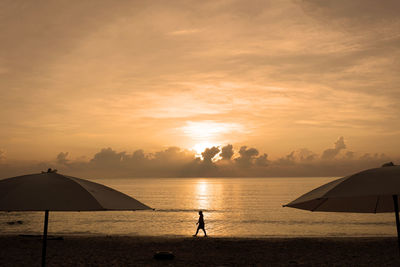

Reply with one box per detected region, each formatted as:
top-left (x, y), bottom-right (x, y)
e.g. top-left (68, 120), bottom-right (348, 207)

top-left (284, 164), bottom-right (400, 254)
top-left (0, 172), bottom-right (151, 211)
top-left (0, 171), bottom-right (152, 266)
top-left (284, 165), bottom-right (400, 213)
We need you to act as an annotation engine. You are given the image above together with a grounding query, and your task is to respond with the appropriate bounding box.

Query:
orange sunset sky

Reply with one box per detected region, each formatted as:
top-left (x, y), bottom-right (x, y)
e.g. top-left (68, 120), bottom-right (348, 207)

top-left (0, 1), bottom-right (399, 177)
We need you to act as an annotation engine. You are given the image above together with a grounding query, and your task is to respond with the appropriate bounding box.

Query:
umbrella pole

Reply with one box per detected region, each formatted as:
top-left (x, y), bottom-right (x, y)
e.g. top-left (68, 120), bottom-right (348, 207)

top-left (392, 195), bottom-right (400, 255)
top-left (41, 210), bottom-right (49, 267)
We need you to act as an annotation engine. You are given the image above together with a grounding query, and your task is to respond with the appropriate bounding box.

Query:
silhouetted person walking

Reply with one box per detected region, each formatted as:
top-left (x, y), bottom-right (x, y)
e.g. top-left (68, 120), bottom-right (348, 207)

top-left (193, 210), bottom-right (207, 237)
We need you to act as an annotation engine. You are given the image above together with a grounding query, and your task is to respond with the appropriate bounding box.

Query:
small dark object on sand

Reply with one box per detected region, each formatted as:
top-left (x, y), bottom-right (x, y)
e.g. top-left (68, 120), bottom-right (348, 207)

top-left (6, 220), bottom-right (23, 225)
top-left (153, 251), bottom-right (174, 260)
top-left (382, 162), bottom-right (395, 167)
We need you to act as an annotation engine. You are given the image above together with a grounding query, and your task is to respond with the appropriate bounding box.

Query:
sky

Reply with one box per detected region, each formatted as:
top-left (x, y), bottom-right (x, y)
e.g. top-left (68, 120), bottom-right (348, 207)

top-left (1, 0), bottom-right (399, 177)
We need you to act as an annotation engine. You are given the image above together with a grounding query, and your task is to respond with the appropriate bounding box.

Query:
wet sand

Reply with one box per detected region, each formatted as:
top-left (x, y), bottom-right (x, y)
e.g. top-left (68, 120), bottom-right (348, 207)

top-left (0, 235), bottom-right (399, 266)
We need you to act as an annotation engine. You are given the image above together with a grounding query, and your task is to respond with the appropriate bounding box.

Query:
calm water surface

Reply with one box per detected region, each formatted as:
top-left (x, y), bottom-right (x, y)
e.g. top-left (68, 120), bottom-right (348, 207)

top-left (0, 177), bottom-right (396, 237)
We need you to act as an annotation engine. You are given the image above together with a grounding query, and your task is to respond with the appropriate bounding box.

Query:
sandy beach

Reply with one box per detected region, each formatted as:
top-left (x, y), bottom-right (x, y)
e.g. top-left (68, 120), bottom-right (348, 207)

top-left (0, 235), bottom-right (399, 266)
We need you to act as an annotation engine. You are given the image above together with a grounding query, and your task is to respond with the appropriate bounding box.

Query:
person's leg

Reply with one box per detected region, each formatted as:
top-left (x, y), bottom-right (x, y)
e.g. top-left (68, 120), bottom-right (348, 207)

top-left (202, 228), bottom-right (207, 236)
top-left (193, 226), bottom-right (200, 236)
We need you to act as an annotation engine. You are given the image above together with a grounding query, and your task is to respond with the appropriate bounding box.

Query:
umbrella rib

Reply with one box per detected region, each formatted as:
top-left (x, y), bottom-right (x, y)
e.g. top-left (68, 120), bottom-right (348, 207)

top-left (374, 196), bottom-right (380, 213)
top-left (311, 198), bottom-right (328, 212)
top-left (65, 175), bottom-right (151, 211)
top-left (61, 175), bottom-right (105, 210)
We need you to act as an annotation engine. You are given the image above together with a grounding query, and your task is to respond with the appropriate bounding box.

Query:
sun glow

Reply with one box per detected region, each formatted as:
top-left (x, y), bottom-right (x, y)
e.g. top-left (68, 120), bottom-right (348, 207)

top-left (181, 121), bottom-right (243, 156)
top-left (193, 142), bottom-right (219, 156)
top-left (182, 121), bottom-right (232, 140)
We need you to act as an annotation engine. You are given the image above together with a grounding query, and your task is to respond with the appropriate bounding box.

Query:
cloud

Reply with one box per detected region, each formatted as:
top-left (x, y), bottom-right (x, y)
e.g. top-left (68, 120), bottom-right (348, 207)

top-left (321, 136), bottom-right (346, 160)
top-left (168, 29), bottom-right (202, 36)
top-left (0, 136), bottom-right (397, 179)
top-left (235, 146), bottom-right (259, 167)
top-left (255, 153), bottom-right (269, 167)
top-left (295, 148), bottom-right (317, 162)
top-left (1, 0), bottom-right (400, 161)
top-left (220, 144), bottom-right (234, 160)
top-left (359, 153), bottom-right (388, 162)
top-left (201, 146), bottom-right (220, 164)
top-left (0, 149), bottom-right (5, 161)
top-left (56, 152), bottom-right (69, 165)
top-left (90, 148), bottom-right (127, 166)
top-left (152, 147), bottom-right (194, 164)
top-left (275, 151), bottom-right (296, 166)
top-left (344, 151), bottom-right (355, 159)
top-left (300, 0), bottom-right (400, 25)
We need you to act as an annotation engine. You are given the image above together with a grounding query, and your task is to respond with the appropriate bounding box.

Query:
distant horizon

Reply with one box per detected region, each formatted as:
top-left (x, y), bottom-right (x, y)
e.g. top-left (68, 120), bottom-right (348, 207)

top-left (1, 136), bottom-right (397, 179)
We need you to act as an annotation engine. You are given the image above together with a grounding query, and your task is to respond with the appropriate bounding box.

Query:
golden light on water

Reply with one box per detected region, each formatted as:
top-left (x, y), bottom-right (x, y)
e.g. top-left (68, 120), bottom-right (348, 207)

top-left (195, 180), bottom-right (210, 210)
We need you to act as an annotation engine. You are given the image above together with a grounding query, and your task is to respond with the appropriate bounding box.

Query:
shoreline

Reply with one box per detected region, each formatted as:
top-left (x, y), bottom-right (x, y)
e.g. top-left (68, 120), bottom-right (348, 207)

top-left (0, 232), bottom-right (398, 238)
top-left (1, 235), bottom-right (399, 266)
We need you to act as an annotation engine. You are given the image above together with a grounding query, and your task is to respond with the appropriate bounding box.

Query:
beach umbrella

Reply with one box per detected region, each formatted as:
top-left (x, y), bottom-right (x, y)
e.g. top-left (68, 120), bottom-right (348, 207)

top-left (283, 164), bottom-right (400, 252)
top-left (0, 170), bottom-right (152, 267)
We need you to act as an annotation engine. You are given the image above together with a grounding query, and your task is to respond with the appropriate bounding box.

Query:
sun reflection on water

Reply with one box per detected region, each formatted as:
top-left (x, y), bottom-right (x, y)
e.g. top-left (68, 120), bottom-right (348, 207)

top-left (195, 180), bottom-right (210, 210)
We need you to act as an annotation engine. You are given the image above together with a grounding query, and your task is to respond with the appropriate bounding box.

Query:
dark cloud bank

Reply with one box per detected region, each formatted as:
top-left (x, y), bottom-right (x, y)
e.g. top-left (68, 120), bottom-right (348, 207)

top-left (0, 137), bottom-right (396, 179)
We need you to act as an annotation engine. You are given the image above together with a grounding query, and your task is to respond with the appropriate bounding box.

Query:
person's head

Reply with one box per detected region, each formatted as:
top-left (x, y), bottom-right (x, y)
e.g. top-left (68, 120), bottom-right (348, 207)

top-left (199, 210), bottom-right (203, 215)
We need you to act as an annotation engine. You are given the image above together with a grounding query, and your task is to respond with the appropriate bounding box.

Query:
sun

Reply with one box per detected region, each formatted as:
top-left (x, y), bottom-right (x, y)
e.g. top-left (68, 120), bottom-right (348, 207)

top-left (181, 121), bottom-right (227, 156)
top-left (181, 121), bottom-right (226, 140)
top-left (180, 120), bottom-right (244, 157)
top-left (193, 142), bottom-right (219, 156)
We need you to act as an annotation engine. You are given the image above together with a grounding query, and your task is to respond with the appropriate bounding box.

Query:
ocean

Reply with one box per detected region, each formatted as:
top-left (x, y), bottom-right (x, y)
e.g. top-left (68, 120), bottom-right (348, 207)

top-left (0, 177), bottom-right (396, 237)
